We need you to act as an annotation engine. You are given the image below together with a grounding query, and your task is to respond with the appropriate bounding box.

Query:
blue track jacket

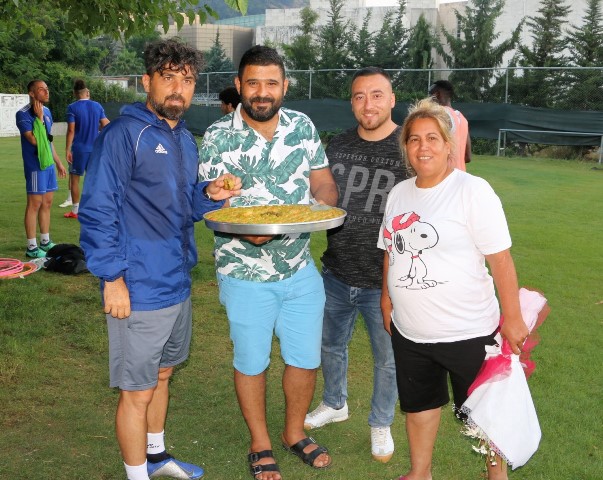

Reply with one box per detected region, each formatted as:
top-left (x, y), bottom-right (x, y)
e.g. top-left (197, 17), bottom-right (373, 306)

top-left (79, 102), bottom-right (223, 311)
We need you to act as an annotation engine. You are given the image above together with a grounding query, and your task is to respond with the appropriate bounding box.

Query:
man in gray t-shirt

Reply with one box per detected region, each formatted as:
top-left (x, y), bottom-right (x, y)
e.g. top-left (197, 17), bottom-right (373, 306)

top-left (304, 67), bottom-right (409, 462)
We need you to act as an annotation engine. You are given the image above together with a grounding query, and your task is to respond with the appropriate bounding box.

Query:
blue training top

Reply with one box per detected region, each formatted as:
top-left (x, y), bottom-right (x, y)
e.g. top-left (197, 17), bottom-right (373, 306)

top-left (66, 99), bottom-right (107, 154)
top-left (16, 104), bottom-right (53, 174)
top-left (79, 102), bottom-right (224, 311)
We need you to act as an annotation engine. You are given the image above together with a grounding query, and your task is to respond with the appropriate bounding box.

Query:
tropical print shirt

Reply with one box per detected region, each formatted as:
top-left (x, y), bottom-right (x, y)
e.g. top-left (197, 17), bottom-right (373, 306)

top-left (199, 105), bottom-right (329, 282)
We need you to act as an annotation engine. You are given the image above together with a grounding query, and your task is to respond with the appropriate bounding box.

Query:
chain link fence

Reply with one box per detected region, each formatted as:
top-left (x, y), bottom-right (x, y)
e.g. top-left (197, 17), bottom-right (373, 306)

top-left (183, 66), bottom-right (603, 111)
top-left (95, 67), bottom-right (602, 160)
top-left (100, 67), bottom-right (603, 111)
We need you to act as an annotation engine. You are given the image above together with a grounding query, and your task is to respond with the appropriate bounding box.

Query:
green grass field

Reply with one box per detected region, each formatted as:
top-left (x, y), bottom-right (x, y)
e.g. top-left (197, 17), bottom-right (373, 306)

top-left (0, 135), bottom-right (601, 479)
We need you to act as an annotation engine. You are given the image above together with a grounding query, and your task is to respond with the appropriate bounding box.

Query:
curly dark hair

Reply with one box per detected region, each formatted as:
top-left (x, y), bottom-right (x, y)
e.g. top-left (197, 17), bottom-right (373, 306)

top-left (144, 38), bottom-right (204, 79)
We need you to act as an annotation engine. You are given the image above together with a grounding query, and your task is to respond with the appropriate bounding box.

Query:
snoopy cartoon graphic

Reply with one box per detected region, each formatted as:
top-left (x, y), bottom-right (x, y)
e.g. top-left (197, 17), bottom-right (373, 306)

top-left (382, 211), bottom-right (439, 289)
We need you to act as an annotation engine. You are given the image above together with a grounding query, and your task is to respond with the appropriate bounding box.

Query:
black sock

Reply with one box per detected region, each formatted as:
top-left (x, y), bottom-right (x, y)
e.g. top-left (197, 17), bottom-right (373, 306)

top-left (147, 451), bottom-right (171, 463)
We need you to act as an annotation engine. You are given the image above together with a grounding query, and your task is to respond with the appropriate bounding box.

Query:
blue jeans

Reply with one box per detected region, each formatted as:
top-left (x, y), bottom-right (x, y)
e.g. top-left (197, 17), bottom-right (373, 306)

top-left (320, 268), bottom-right (397, 427)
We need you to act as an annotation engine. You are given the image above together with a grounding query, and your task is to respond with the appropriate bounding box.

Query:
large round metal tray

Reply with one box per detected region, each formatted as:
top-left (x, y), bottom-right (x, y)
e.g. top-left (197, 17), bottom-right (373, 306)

top-left (204, 205), bottom-right (346, 235)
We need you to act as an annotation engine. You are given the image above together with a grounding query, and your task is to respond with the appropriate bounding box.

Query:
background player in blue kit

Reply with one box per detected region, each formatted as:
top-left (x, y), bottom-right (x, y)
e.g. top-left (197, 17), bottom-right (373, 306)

top-left (63, 79), bottom-right (110, 219)
top-left (16, 79), bottom-right (67, 258)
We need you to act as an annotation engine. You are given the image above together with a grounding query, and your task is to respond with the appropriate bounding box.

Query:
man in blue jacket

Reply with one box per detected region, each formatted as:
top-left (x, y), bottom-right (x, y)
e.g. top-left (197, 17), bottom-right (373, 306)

top-left (79, 39), bottom-right (240, 480)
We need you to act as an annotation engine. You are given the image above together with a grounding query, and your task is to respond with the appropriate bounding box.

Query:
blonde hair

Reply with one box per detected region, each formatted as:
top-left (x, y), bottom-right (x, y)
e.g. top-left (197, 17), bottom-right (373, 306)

top-left (399, 97), bottom-right (456, 176)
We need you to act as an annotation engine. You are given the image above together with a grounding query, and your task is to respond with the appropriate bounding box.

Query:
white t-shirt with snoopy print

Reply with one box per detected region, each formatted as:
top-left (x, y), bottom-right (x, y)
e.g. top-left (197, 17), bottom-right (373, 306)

top-left (378, 169), bottom-right (512, 343)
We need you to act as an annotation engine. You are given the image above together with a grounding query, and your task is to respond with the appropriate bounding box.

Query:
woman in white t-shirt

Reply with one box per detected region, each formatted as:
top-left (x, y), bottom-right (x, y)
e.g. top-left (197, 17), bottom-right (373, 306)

top-left (379, 98), bottom-right (528, 480)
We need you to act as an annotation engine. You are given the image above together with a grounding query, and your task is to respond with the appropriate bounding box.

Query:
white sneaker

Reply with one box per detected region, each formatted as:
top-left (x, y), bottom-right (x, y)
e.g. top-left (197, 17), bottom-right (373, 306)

top-left (59, 199), bottom-right (72, 208)
top-left (304, 401), bottom-right (349, 429)
top-left (371, 426), bottom-right (394, 463)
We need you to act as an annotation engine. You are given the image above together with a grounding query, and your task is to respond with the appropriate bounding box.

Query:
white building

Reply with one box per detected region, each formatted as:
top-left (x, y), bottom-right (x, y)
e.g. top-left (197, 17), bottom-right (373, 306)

top-left (0, 94), bottom-right (28, 137)
top-left (159, 15), bottom-right (254, 68)
top-left (256, 0), bottom-right (404, 48)
top-left (157, 1), bottom-right (592, 73)
top-left (256, 0), bottom-right (592, 68)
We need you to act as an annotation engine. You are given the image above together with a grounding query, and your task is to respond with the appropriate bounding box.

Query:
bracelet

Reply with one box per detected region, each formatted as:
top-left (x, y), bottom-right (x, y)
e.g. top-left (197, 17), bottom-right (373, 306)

top-left (202, 185), bottom-right (213, 201)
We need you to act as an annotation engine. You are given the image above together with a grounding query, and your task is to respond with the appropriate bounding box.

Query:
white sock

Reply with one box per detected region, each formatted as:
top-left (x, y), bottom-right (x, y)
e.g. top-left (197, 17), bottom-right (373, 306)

top-left (66, 192), bottom-right (72, 202)
top-left (72, 203), bottom-right (79, 214)
top-left (147, 431), bottom-right (165, 455)
top-left (124, 462), bottom-right (149, 480)
top-left (40, 233), bottom-right (50, 245)
top-left (27, 238), bottom-right (37, 249)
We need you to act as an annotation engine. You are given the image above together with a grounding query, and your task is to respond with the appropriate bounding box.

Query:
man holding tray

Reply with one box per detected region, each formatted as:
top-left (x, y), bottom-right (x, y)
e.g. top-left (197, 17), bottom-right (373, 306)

top-left (199, 45), bottom-right (338, 480)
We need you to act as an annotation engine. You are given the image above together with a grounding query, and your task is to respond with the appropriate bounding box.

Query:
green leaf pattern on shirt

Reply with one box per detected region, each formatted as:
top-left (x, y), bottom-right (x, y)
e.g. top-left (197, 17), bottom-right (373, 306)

top-left (199, 108), bottom-right (329, 282)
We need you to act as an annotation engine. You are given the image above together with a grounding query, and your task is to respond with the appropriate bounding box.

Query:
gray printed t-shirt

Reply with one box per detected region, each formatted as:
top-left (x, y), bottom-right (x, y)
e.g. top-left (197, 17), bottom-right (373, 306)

top-left (322, 126), bottom-right (408, 288)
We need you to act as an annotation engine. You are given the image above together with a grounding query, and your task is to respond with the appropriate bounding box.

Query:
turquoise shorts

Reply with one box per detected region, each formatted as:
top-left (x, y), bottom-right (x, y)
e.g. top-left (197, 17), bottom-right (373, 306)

top-left (218, 263), bottom-right (326, 375)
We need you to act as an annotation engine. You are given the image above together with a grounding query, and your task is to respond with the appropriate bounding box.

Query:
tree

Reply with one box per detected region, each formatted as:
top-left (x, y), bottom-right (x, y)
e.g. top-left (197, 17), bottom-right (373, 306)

top-left (203, 31), bottom-right (236, 93)
top-left (561, 0), bottom-right (603, 110)
top-left (372, 0), bottom-right (409, 70)
top-left (282, 6), bottom-right (320, 72)
top-left (438, 0), bottom-right (522, 102)
top-left (517, 0), bottom-right (571, 67)
top-left (101, 32), bottom-right (160, 76)
top-left (405, 14), bottom-right (434, 70)
top-left (124, 31), bottom-right (162, 63)
top-left (566, 0), bottom-right (603, 67)
top-left (0, 6), bottom-right (142, 118)
top-left (1, 0), bottom-right (247, 40)
top-left (510, 0), bottom-right (572, 107)
top-left (281, 7), bottom-right (321, 99)
top-left (348, 11), bottom-right (376, 68)
top-left (0, 1), bottom-right (247, 118)
top-left (314, 0), bottom-right (354, 98)
top-left (107, 49), bottom-right (145, 76)
top-left (398, 13), bottom-right (435, 100)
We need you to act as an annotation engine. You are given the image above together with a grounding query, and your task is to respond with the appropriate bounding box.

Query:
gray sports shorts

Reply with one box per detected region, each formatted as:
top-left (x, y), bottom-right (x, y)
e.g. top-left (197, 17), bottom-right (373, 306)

top-left (107, 297), bottom-right (192, 391)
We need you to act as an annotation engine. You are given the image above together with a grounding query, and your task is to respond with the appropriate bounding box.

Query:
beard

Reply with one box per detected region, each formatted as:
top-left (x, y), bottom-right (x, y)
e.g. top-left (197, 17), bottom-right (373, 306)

top-left (356, 111), bottom-right (388, 131)
top-left (149, 94), bottom-right (187, 121)
top-left (241, 95), bottom-right (282, 122)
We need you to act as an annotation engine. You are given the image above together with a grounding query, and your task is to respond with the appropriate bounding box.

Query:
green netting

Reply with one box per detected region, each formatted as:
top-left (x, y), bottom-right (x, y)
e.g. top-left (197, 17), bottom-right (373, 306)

top-left (103, 100), bottom-right (603, 146)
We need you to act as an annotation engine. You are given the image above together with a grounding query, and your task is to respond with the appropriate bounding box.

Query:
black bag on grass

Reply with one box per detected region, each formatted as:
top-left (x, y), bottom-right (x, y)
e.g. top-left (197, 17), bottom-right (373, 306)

top-left (44, 243), bottom-right (88, 274)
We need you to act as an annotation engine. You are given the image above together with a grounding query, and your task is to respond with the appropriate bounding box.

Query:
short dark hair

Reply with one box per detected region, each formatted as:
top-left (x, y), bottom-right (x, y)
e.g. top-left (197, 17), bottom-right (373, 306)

top-left (428, 80), bottom-right (454, 98)
top-left (144, 38), bottom-right (204, 79)
top-left (238, 45), bottom-right (285, 80)
top-left (219, 86), bottom-right (240, 108)
top-left (73, 79), bottom-right (87, 92)
top-left (27, 79), bottom-right (44, 92)
top-left (352, 66), bottom-right (391, 84)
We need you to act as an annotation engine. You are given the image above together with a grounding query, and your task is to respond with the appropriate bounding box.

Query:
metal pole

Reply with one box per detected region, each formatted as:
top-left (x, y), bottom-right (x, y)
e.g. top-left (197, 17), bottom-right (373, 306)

top-left (309, 69), bottom-right (312, 100)
top-left (505, 68), bottom-right (509, 104)
top-left (497, 130), bottom-right (502, 156)
top-left (206, 73), bottom-right (210, 105)
top-left (599, 134), bottom-right (602, 164)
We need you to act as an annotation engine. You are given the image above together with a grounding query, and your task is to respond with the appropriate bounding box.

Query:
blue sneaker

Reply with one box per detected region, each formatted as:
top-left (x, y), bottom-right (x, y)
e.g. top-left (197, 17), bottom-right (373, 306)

top-left (39, 242), bottom-right (56, 253)
top-left (147, 455), bottom-right (204, 479)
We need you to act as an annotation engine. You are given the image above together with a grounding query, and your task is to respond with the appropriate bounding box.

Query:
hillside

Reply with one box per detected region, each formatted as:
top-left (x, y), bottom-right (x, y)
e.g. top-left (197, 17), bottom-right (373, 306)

top-left (203, 0), bottom-right (309, 20)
